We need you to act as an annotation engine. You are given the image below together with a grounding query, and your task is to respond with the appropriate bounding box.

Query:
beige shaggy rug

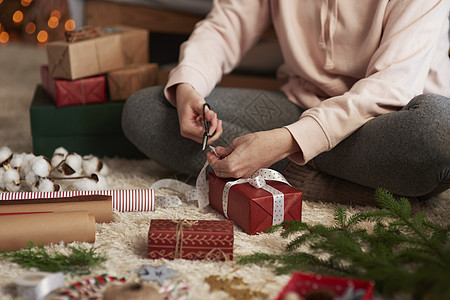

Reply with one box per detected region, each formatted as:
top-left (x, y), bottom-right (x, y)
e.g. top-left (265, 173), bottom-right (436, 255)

top-left (0, 43), bottom-right (449, 300)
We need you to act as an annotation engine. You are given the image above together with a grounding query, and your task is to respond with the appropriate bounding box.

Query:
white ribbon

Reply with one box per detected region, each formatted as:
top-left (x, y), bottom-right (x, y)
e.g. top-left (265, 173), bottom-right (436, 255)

top-left (149, 178), bottom-right (195, 208)
top-left (14, 272), bottom-right (65, 300)
top-left (221, 169), bottom-right (290, 225)
top-left (150, 160), bottom-right (290, 226)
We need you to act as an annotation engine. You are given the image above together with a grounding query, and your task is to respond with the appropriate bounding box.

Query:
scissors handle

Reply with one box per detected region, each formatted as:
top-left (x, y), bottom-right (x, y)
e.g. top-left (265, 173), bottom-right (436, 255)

top-left (202, 103), bottom-right (218, 150)
top-left (202, 103), bottom-right (211, 150)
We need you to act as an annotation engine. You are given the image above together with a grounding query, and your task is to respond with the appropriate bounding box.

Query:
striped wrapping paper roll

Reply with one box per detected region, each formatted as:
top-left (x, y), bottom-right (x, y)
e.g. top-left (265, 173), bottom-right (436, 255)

top-left (0, 190), bottom-right (155, 212)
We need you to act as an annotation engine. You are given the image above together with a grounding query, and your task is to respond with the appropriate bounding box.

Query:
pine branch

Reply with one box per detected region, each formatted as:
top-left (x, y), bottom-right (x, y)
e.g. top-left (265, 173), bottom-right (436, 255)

top-left (1, 243), bottom-right (107, 275)
top-left (238, 188), bottom-right (450, 299)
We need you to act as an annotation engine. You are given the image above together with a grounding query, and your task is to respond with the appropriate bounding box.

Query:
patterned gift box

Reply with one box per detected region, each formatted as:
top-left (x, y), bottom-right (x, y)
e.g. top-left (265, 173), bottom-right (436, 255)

top-left (40, 65), bottom-right (106, 107)
top-left (275, 272), bottom-right (375, 300)
top-left (208, 170), bottom-right (302, 235)
top-left (148, 219), bottom-right (234, 261)
top-left (107, 63), bottom-right (158, 101)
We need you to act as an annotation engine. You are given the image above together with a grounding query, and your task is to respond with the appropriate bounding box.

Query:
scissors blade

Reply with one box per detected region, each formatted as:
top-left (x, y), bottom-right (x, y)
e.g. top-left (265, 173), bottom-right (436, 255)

top-left (202, 134), bottom-right (208, 151)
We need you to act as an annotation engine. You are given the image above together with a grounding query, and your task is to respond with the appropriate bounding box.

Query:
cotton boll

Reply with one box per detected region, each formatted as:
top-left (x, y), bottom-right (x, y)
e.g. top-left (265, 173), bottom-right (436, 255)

top-left (72, 174), bottom-right (107, 191)
top-left (51, 147), bottom-right (68, 169)
top-left (99, 162), bottom-right (108, 176)
top-left (51, 153), bottom-right (65, 169)
top-left (81, 155), bottom-right (108, 175)
top-left (0, 168), bottom-right (5, 190)
top-left (25, 171), bottom-right (38, 188)
top-left (5, 181), bottom-right (21, 192)
top-left (0, 146), bottom-right (12, 165)
top-left (33, 178), bottom-right (60, 192)
top-left (53, 147), bottom-right (68, 157)
top-left (94, 174), bottom-right (108, 189)
top-left (81, 155), bottom-right (98, 175)
top-left (20, 153), bottom-right (36, 178)
top-left (10, 153), bottom-right (26, 169)
top-left (4, 168), bottom-right (20, 184)
top-left (31, 156), bottom-right (52, 178)
top-left (71, 177), bottom-right (98, 191)
top-left (4, 168), bottom-right (20, 192)
top-left (64, 153), bottom-right (83, 176)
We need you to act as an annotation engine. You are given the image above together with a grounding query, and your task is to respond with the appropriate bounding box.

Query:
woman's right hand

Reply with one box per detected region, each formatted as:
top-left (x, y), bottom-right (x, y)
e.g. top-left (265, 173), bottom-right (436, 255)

top-left (175, 83), bottom-right (222, 144)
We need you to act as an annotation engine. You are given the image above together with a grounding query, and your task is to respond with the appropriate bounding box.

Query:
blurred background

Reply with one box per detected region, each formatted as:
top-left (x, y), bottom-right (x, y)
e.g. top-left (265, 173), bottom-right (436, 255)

top-left (0, 0), bottom-right (80, 47)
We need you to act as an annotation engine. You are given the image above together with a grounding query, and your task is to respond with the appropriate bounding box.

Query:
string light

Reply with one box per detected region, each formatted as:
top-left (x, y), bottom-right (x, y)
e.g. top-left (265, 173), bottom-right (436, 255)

top-left (65, 19), bottom-right (76, 31)
top-left (37, 30), bottom-right (48, 43)
top-left (0, 31), bottom-right (9, 44)
top-left (25, 22), bottom-right (35, 34)
top-left (48, 16), bottom-right (59, 29)
top-left (12, 10), bottom-right (24, 23)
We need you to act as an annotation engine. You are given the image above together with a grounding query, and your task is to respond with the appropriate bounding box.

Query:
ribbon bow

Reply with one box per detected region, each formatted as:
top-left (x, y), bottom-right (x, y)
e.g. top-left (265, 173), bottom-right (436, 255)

top-left (221, 169), bottom-right (290, 225)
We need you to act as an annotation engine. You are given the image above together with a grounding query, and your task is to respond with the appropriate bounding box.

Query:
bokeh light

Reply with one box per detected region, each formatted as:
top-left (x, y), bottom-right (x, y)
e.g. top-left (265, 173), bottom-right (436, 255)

top-left (50, 10), bottom-right (61, 20)
top-left (25, 22), bottom-right (36, 34)
top-left (0, 0), bottom-right (4, 4)
top-left (0, 31), bottom-right (9, 44)
top-left (21, 0), bottom-right (32, 7)
top-left (12, 11), bottom-right (24, 23)
top-left (36, 30), bottom-right (48, 43)
top-left (48, 16), bottom-right (59, 29)
top-left (65, 19), bottom-right (76, 31)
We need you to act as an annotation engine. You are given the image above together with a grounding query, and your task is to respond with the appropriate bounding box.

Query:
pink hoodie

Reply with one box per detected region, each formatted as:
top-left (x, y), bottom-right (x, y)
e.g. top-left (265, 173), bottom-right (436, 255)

top-left (165, 0), bottom-right (450, 164)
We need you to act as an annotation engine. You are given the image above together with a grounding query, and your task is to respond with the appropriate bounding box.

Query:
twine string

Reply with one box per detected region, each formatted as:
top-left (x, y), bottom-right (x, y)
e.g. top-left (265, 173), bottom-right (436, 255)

top-left (65, 25), bottom-right (101, 43)
top-left (172, 220), bottom-right (198, 259)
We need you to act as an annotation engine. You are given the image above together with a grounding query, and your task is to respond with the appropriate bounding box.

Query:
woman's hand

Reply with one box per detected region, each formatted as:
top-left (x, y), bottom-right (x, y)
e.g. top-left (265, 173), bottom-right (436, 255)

top-left (175, 83), bottom-right (222, 144)
top-left (207, 128), bottom-right (300, 178)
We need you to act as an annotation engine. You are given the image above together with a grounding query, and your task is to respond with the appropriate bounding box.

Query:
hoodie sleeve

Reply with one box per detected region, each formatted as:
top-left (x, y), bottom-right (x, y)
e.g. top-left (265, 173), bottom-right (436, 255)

top-left (164, 0), bottom-right (272, 105)
top-left (286, 0), bottom-right (450, 164)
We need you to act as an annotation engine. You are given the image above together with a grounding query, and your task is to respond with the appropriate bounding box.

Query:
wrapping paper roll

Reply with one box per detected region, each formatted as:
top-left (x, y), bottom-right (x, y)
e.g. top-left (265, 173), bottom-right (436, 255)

top-left (0, 211), bottom-right (95, 251)
top-left (0, 195), bottom-right (113, 223)
top-left (0, 190), bottom-right (154, 212)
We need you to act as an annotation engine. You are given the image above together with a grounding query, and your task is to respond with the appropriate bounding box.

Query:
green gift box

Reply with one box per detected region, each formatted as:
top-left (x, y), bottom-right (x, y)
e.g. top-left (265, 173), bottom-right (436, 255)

top-left (30, 85), bottom-right (146, 159)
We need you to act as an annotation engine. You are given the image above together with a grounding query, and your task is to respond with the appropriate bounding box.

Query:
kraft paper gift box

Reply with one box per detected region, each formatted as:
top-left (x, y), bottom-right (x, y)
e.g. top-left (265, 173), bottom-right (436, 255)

top-left (107, 63), bottom-right (158, 101)
top-left (275, 272), bottom-right (375, 300)
top-left (46, 25), bottom-right (148, 80)
top-left (40, 65), bottom-right (106, 107)
top-left (208, 172), bottom-right (302, 235)
top-left (30, 85), bottom-right (145, 159)
top-left (117, 25), bottom-right (149, 65)
top-left (148, 219), bottom-right (234, 261)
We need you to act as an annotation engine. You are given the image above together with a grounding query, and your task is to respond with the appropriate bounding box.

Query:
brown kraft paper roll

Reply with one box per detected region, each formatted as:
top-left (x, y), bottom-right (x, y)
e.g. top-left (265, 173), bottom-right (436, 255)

top-left (0, 211), bottom-right (95, 251)
top-left (0, 195), bottom-right (113, 223)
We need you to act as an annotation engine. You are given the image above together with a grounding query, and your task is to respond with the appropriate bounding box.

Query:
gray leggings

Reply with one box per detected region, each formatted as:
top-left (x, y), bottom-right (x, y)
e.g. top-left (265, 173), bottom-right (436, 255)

top-left (122, 86), bottom-right (450, 199)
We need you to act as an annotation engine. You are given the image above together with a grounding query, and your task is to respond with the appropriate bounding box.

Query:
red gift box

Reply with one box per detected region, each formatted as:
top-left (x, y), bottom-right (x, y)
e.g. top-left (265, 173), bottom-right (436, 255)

top-left (40, 65), bottom-right (106, 107)
top-left (148, 219), bottom-right (234, 261)
top-left (276, 272), bottom-right (375, 300)
top-left (208, 172), bottom-right (302, 235)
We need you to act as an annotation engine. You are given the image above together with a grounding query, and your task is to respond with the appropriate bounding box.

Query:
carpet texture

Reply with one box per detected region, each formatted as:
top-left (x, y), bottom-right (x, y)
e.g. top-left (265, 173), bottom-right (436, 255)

top-left (0, 43), bottom-right (448, 300)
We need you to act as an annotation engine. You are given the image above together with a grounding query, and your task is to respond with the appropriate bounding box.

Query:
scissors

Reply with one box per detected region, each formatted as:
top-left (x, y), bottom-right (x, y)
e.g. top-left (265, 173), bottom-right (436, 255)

top-left (201, 103), bottom-right (216, 150)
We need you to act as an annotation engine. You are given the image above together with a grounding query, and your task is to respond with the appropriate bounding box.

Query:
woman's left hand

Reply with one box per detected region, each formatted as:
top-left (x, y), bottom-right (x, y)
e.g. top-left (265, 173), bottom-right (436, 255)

top-left (206, 128), bottom-right (300, 178)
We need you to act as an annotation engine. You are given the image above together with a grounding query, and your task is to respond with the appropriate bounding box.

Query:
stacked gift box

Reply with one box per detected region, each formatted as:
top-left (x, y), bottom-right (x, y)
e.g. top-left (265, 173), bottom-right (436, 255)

top-left (31, 25), bottom-right (159, 158)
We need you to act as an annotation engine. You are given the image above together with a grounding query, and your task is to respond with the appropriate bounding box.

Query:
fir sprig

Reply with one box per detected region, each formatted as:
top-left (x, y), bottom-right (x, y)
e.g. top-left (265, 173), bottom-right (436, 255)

top-left (1, 243), bottom-right (107, 275)
top-left (238, 188), bottom-right (450, 299)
